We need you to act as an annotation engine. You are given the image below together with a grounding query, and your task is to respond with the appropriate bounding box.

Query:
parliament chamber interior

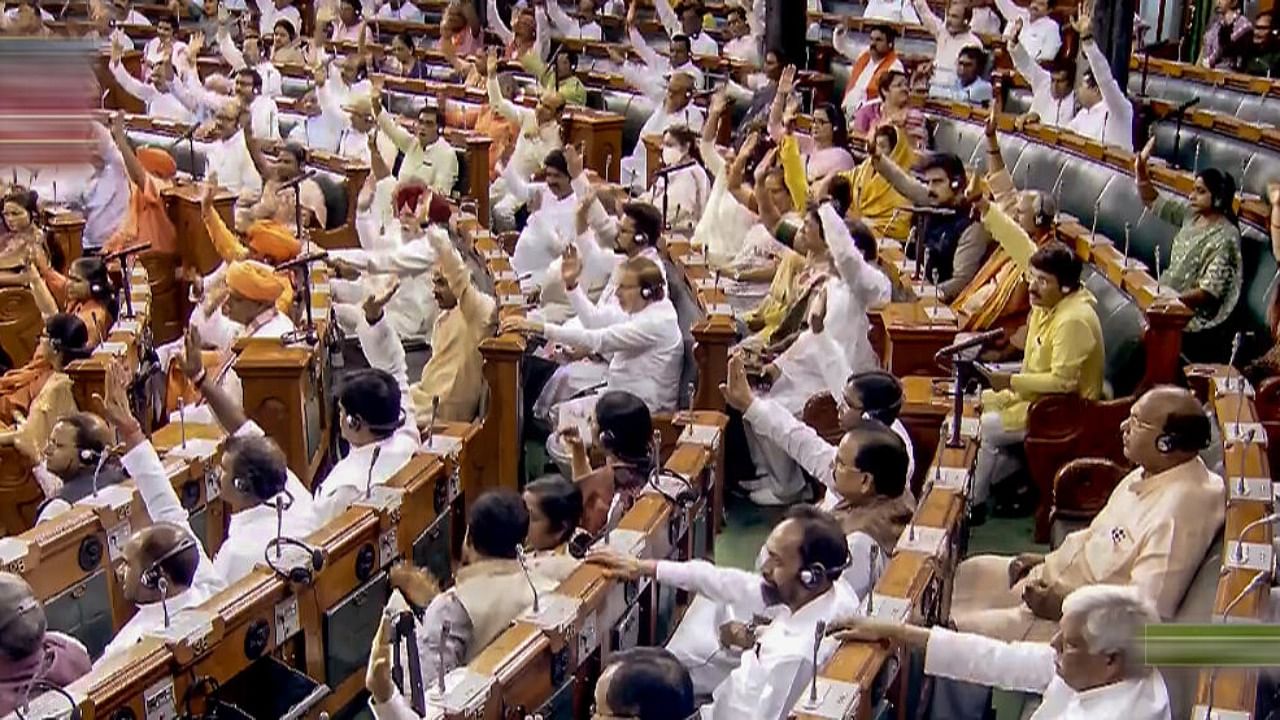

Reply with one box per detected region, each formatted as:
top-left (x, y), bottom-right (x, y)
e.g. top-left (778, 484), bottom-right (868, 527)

top-left (0, 0), bottom-right (1277, 717)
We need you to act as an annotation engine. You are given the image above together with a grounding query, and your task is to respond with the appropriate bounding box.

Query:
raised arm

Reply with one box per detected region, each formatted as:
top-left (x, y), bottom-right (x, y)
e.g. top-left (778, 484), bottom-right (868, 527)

top-left (182, 326), bottom-right (250, 434)
top-left (819, 202), bottom-right (888, 307)
top-left (1008, 27), bottom-right (1051, 91)
top-left (993, 0), bottom-right (1028, 26)
top-left (486, 0), bottom-right (514, 45)
top-left (109, 57), bottom-right (156, 103)
top-left (1133, 137), bottom-right (1159, 208)
top-left (911, 0), bottom-right (942, 36)
top-left (216, 26), bottom-right (247, 69)
top-left (486, 61), bottom-right (525, 123)
top-left (544, 0), bottom-right (578, 36)
top-left (428, 226), bottom-right (495, 326)
top-left (201, 179), bottom-right (251, 262)
top-left (870, 139), bottom-right (931, 205)
top-left (831, 25), bottom-right (861, 62)
top-left (627, 24), bottom-right (667, 73)
top-left (652, 0), bottom-right (680, 38)
top-left (107, 112), bottom-right (150, 189)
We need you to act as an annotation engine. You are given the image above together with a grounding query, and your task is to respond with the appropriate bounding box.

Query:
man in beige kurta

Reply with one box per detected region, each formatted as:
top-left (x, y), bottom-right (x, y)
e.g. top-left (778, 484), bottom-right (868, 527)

top-left (409, 227), bottom-right (497, 424)
top-left (951, 386), bottom-right (1225, 641)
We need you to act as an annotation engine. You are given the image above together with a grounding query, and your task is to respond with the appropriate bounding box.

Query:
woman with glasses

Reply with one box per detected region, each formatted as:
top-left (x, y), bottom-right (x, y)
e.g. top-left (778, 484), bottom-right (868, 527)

top-left (0, 313), bottom-right (92, 454)
top-left (767, 67), bottom-right (854, 186)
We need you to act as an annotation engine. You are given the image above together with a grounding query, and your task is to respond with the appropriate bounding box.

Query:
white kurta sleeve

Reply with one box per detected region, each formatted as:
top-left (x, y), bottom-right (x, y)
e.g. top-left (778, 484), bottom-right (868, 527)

top-left (369, 693), bottom-right (424, 720)
top-left (656, 560), bottom-right (767, 610)
top-left (121, 441), bottom-right (191, 529)
top-left (923, 627), bottom-right (1057, 693)
top-left (543, 312), bottom-right (664, 355)
top-left (742, 397), bottom-right (837, 488)
top-left (819, 203), bottom-right (891, 308)
top-left (110, 60), bottom-right (157, 104)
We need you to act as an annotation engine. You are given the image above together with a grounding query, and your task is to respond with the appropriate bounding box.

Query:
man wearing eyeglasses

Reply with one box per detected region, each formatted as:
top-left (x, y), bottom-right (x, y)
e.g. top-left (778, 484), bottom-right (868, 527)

top-left (952, 386), bottom-right (1223, 644)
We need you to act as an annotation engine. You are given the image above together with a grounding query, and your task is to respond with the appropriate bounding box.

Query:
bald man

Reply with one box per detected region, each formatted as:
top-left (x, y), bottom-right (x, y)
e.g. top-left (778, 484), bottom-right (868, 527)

top-left (0, 573), bottom-right (90, 715)
top-left (949, 386), bottom-right (1224, 642)
top-left (95, 363), bottom-right (224, 664)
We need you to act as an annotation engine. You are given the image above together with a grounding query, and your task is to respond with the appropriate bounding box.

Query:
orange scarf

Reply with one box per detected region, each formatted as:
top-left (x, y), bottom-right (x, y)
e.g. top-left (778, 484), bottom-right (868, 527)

top-left (844, 50), bottom-right (899, 103)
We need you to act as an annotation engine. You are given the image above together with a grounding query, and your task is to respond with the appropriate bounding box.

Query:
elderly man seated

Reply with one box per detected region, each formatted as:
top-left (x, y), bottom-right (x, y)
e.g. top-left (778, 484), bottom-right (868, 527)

top-left (833, 584), bottom-right (1171, 718)
top-left (953, 386), bottom-right (1224, 643)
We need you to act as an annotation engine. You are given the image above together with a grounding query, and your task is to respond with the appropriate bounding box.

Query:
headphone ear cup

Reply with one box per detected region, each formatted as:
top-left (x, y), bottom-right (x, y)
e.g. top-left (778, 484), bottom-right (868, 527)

top-left (80, 449), bottom-right (96, 463)
top-left (1156, 435), bottom-right (1173, 454)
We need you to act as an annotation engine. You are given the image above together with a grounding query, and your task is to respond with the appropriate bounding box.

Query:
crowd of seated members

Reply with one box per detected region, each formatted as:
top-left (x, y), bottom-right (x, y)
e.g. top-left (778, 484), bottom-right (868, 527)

top-left (6, 0), bottom-right (1280, 717)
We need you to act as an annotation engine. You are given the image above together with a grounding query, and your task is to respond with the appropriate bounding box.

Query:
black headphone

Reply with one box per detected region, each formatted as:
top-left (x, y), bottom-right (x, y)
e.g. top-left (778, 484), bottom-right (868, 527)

top-left (344, 409), bottom-right (406, 435)
top-left (638, 275), bottom-right (662, 301)
top-left (797, 555), bottom-right (850, 590)
top-left (1155, 414), bottom-right (1212, 454)
top-left (142, 536), bottom-right (198, 591)
top-left (264, 537), bottom-right (325, 585)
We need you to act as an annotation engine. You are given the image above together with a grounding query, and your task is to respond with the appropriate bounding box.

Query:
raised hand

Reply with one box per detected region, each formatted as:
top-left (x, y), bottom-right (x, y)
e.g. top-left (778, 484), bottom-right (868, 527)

top-left (564, 142), bottom-right (585, 179)
top-left (365, 614), bottom-right (395, 704)
top-left (1269, 180), bottom-right (1280, 207)
top-left (709, 87), bottom-right (730, 117)
top-left (808, 285), bottom-right (827, 335)
top-left (561, 243), bottom-right (583, 290)
top-left (1134, 136), bottom-right (1155, 181)
top-left (486, 47), bottom-right (500, 76)
top-left (362, 277), bottom-right (401, 325)
top-left (1074, 0), bottom-right (1094, 40)
top-left (92, 360), bottom-right (136, 431)
top-left (777, 64), bottom-right (798, 97)
top-left (199, 172), bottom-right (219, 207)
top-left (1007, 17), bottom-right (1023, 45)
top-left (719, 352), bottom-right (755, 412)
top-left (181, 326), bottom-right (205, 381)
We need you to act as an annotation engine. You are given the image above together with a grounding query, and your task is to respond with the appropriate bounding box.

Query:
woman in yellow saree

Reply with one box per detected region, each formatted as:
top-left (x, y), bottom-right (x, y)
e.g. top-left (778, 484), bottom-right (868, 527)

top-left (816, 125), bottom-right (913, 240)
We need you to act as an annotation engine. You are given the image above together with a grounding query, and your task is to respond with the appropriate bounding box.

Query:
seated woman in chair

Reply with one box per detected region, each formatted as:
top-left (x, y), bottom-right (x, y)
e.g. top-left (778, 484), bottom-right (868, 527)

top-left (553, 391), bottom-right (656, 535)
top-left (1135, 141), bottom-right (1243, 350)
top-left (31, 255), bottom-right (118, 349)
top-left (0, 188), bottom-right (45, 261)
top-left (244, 139), bottom-right (328, 235)
top-left (693, 94), bottom-right (800, 314)
top-left (639, 125), bottom-right (710, 233)
top-left (0, 313), bottom-right (92, 450)
top-left (815, 125), bottom-right (913, 241)
top-left (523, 475), bottom-right (584, 582)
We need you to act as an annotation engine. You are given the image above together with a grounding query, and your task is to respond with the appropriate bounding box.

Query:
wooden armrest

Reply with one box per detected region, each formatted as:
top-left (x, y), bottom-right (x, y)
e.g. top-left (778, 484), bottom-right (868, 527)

top-left (1051, 457), bottom-right (1128, 523)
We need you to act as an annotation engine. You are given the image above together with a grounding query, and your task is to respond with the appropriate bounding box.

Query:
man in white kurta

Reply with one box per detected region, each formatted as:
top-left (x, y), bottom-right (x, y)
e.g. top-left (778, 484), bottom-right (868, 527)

top-left (373, 101), bottom-right (459, 193)
top-left (832, 585), bottom-right (1172, 720)
top-left (95, 375), bottom-right (225, 665)
top-left (312, 291), bottom-right (422, 525)
top-left (616, 70), bottom-right (706, 192)
top-left (177, 338), bottom-right (319, 585)
top-left (995, 0), bottom-right (1061, 60)
top-left (910, 0), bottom-right (984, 87)
top-left (1067, 29), bottom-right (1134, 150)
top-left (951, 386), bottom-right (1224, 642)
top-left (589, 507), bottom-right (863, 720)
top-left (1008, 24), bottom-right (1077, 129)
top-left (485, 60), bottom-right (565, 227)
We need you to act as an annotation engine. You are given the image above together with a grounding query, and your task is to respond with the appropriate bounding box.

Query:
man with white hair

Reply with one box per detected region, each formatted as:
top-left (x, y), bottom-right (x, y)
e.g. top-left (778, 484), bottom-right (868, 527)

top-left (830, 584), bottom-right (1171, 719)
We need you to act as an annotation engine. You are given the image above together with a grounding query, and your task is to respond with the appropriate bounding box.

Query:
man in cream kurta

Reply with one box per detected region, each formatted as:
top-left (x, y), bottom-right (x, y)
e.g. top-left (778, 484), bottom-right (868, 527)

top-left (367, 490), bottom-right (558, 720)
top-left (409, 228), bottom-right (496, 425)
top-left (952, 386), bottom-right (1224, 642)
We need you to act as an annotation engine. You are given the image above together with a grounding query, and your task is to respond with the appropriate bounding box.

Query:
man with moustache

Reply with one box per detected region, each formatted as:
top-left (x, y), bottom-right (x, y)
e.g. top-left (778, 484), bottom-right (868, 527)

top-left (590, 506), bottom-right (861, 719)
top-left (969, 242), bottom-right (1103, 519)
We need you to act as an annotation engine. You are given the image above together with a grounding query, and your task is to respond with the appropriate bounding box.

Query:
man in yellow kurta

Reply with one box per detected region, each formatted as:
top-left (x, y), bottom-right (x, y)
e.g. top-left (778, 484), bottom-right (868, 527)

top-left (951, 386), bottom-right (1223, 643)
top-left (971, 240), bottom-right (1103, 514)
top-left (410, 225), bottom-right (497, 425)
